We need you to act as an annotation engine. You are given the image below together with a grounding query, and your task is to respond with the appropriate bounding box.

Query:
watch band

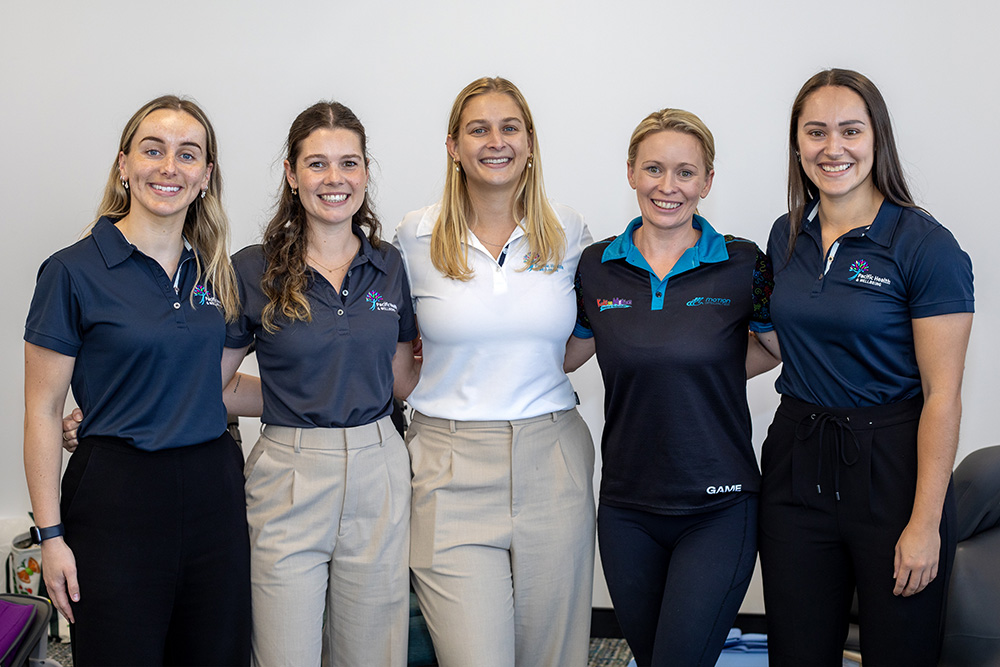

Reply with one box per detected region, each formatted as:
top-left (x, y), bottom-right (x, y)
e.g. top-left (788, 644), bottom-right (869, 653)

top-left (29, 523), bottom-right (65, 544)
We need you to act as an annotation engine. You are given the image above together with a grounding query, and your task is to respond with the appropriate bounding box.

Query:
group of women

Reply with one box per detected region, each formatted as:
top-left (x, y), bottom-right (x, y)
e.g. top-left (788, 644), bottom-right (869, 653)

top-left (24, 67), bottom-right (973, 667)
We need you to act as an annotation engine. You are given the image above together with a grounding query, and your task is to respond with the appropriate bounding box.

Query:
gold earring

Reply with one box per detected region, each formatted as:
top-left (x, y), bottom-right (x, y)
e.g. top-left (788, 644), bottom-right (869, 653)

top-left (454, 161), bottom-right (460, 173)
top-left (292, 187), bottom-right (298, 196)
top-left (527, 154), bottom-right (533, 169)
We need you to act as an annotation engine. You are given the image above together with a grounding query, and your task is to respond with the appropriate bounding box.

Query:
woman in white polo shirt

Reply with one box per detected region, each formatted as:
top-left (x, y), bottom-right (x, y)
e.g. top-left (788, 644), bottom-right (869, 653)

top-left (393, 76), bottom-right (595, 667)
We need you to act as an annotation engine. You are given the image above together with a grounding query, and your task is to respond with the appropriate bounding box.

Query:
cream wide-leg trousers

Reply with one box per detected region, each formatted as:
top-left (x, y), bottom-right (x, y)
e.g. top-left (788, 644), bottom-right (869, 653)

top-left (245, 416), bottom-right (410, 667)
top-left (408, 408), bottom-right (596, 667)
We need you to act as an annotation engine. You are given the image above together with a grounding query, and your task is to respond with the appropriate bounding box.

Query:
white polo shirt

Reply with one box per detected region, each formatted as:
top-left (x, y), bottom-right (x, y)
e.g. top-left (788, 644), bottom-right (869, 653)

top-left (393, 201), bottom-right (592, 421)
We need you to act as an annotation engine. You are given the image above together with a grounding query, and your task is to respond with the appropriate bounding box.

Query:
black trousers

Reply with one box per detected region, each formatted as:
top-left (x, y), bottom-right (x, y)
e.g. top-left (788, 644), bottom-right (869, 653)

top-left (758, 395), bottom-right (955, 667)
top-left (599, 496), bottom-right (757, 667)
top-left (62, 433), bottom-right (251, 666)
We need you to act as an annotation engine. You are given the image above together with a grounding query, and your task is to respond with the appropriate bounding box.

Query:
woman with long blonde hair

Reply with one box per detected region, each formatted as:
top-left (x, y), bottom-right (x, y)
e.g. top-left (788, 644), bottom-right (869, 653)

top-left (24, 95), bottom-right (250, 665)
top-left (393, 76), bottom-right (595, 667)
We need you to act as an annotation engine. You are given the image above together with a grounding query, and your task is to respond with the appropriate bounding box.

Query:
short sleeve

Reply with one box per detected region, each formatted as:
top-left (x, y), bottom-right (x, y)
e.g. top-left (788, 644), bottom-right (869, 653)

top-left (24, 257), bottom-right (83, 356)
top-left (397, 260), bottom-right (418, 342)
top-left (751, 246), bottom-right (774, 333)
top-left (572, 269), bottom-right (594, 339)
top-left (225, 252), bottom-right (256, 348)
top-left (906, 225), bottom-right (974, 319)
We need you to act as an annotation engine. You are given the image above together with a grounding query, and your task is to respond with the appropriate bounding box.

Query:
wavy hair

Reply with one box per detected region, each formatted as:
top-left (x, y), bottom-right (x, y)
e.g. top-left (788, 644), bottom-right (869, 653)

top-left (431, 77), bottom-right (564, 280)
top-left (260, 101), bottom-right (381, 332)
top-left (95, 94), bottom-right (238, 320)
top-left (786, 69), bottom-right (916, 252)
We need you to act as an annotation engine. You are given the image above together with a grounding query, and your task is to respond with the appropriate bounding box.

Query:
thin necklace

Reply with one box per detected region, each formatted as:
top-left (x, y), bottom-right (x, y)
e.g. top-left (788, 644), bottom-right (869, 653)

top-left (469, 220), bottom-right (515, 248)
top-left (308, 239), bottom-right (358, 273)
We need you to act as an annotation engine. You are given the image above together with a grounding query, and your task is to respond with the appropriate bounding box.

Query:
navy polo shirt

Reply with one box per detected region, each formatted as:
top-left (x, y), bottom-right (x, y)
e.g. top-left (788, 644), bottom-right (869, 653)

top-left (768, 200), bottom-right (974, 407)
top-left (25, 217), bottom-right (228, 451)
top-left (227, 226), bottom-right (417, 428)
top-left (575, 215), bottom-right (773, 514)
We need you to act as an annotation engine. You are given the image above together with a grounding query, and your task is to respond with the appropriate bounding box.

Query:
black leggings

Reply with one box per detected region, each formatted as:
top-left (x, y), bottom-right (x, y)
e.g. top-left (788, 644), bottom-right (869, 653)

top-left (598, 496), bottom-right (757, 667)
top-left (62, 433), bottom-right (251, 666)
top-left (758, 395), bottom-right (955, 667)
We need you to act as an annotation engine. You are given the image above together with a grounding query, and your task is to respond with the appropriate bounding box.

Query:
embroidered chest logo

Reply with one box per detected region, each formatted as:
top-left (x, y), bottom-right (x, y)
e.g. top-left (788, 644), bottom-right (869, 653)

top-left (848, 259), bottom-right (892, 287)
top-left (597, 298), bottom-right (632, 312)
top-left (522, 252), bottom-right (564, 272)
top-left (365, 290), bottom-right (398, 313)
top-left (686, 296), bottom-right (731, 307)
top-left (192, 285), bottom-right (222, 307)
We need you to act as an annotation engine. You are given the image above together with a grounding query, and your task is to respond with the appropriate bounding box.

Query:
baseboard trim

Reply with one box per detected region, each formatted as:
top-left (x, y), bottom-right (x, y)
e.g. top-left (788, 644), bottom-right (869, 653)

top-left (590, 609), bottom-right (767, 638)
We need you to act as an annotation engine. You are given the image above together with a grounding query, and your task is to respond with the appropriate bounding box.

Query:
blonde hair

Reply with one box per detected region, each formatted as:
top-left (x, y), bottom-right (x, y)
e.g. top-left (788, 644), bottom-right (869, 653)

top-left (95, 95), bottom-right (238, 321)
top-left (628, 108), bottom-right (716, 173)
top-left (431, 77), bottom-right (564, 281)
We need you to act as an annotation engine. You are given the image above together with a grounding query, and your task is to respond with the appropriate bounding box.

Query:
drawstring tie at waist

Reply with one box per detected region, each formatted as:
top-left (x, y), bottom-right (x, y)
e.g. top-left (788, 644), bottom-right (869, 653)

top-left (795, 412), bottom-right (861, 500)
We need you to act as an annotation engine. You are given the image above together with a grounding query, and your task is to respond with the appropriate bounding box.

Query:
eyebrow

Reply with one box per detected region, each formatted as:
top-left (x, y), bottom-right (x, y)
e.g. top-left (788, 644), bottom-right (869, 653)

top-left (802, 120), bottom-right (867, 128)
top-left (137, 135), bottom-right (204, 150)
top-left (465, 117), bottom-right (523, 128)
top-left (302, 153), bottom-right (363, 162)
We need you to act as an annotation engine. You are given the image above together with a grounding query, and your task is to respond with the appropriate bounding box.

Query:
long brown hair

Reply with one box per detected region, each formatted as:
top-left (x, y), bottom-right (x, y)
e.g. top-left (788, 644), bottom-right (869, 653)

top-left (786, 69), bottom-right (916, 253)
top-left (95, 95), bottom-right (239, 320)
top-left (431, 77), bottom-right (564, 281)
top-left (259, 101), bottom-right (381, 332)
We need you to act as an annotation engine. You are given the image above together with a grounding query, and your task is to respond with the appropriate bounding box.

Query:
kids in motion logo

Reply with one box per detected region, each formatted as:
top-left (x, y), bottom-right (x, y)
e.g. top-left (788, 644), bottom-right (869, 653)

top-left (597, 297), bottom-right (632, 312)
top-left (848, 259), bottom-right (892, 287)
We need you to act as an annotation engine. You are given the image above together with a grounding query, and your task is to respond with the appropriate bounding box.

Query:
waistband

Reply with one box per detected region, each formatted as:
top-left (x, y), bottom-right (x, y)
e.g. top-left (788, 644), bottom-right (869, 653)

top-left (777, 394), bottom-right (923, 429)
top-left (262, 415), bottom-right (396, 451)
top-left (411, 408), bottom-right (576, 433)
top-left (79, 431), bottom-right (232, 456)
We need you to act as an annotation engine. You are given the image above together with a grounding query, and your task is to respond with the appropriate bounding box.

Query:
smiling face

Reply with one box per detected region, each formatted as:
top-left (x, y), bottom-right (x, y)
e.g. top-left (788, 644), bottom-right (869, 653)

top-left (285, 127), bottom-right (367, 231)
top-left (796, 85), bottom-right (876, 204)
top-left (118, 109), bottom-right (212, 225)
top-left (446, 91), bottom-right (532, 194)
top-left (627, 130), bottom-right (713, 233)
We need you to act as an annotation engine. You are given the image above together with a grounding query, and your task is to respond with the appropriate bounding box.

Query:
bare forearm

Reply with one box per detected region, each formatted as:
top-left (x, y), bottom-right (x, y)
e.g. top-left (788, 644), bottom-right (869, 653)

top-left (910, 393), bottom-right (961, 529)
top-left (223, 372), bottom-right (263, 418)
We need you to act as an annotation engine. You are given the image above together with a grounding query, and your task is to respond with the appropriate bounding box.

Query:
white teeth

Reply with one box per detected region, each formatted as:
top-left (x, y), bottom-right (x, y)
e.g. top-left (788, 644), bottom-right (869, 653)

top-left (653, 200), bottom-right (681, 210)
top-left (482, 158), bottom-right (510, 164)
top-left (821, 164), bottom-right (852, 172)
top-left (151, 184), bottom-right (180, 192)
top-left (319, 194), bottom-right (348, 202)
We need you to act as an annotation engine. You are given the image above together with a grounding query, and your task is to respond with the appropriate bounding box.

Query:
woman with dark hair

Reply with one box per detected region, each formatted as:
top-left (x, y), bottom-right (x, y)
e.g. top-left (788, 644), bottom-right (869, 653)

top-left (225, 101), bottom-right (419, 667)
top-left (24, 95), bottom-right (250, 665)
top-left (758, 69), bottom-right (974, 666)
top-left (394, 77), bottom-right (595, 667)
top-left (567, 108), bottom-right (777, 667)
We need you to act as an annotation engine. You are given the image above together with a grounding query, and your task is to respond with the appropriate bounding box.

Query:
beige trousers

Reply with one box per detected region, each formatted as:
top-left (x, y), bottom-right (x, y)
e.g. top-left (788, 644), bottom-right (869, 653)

top-left (245, 416), bottom-right (410, 667)
top-left (408, 408), bottom-right (596, 667)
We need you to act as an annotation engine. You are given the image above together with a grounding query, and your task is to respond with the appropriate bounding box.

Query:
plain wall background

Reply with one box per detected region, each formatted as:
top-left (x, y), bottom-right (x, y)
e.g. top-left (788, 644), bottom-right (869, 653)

top-left (1, 0), bottom-right (996, 613)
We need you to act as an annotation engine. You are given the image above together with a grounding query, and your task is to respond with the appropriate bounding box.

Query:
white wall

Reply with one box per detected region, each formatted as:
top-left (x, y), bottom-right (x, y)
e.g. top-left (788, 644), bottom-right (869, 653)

top-left (2, 0), bottom-right (997, 613)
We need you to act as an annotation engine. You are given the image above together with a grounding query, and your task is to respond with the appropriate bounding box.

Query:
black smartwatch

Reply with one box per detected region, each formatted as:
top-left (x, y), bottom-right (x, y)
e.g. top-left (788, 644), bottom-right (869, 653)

top-left (29, 523), bottom-right (65, 544)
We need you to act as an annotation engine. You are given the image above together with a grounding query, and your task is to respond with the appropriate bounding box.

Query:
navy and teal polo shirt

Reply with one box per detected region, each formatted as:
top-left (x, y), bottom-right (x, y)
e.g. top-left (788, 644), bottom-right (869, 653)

top-left (575, 215), bottom-right (773, 514)
top-left (227, 225), bottom-right (417, 429)
top-left (25, 216), bottom-right (228, 451)
top-left (768, 199), bottom-right (974, 408)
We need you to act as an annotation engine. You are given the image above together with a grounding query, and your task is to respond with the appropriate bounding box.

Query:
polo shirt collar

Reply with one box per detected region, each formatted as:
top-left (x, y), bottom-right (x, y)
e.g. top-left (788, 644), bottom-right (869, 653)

top-left (801, 198), bottom-right (900, 248)
top-left (355, 224), bottom-right (388, 273)
top-left (601, 214), bottom-right (729, 267)
top-left (92, 216), bottom-right (195, 268)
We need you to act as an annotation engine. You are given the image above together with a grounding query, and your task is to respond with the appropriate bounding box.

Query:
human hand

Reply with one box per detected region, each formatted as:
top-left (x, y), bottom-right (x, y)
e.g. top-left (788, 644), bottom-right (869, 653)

top-left (41, 538), bottom-right (79, 622)
top-left (61, 408), bottom-right (82, 452)
top-left (893, 521), bottom-right (940, 597)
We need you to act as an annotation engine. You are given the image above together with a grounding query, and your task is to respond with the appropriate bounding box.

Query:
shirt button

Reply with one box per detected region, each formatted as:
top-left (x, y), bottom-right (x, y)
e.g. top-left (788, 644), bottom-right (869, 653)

top-left (173, 302), bottom-right (181, 310)
top-left (347, 270), bottom-right (352, 277)
top-left (342, 289), bottom-right (349, 296)
top-left (655, 292), bottom-right (662, 297)
top-left (337, 309), bottom-right (344, 316)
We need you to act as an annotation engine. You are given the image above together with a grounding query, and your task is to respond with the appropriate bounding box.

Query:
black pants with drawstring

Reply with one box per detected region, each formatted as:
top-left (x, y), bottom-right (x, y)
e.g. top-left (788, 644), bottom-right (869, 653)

top-left (758, 395), bottom-right (955, 667)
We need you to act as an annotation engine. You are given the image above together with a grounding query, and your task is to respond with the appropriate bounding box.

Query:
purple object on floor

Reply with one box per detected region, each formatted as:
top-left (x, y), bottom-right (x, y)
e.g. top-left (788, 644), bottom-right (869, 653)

top-left (0, 598), bottom-right (37, 667)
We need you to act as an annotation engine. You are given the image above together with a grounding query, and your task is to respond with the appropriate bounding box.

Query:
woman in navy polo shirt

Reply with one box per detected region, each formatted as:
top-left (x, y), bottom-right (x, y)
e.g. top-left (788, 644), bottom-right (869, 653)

top-left (566, 108), bottom-right (779, 666)
top-left (24, 96), bottom-right (251, 665)
top-left (224, 101), bottom-right (419, 667)
top-left (758, 69), bottom-right (974, 666)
